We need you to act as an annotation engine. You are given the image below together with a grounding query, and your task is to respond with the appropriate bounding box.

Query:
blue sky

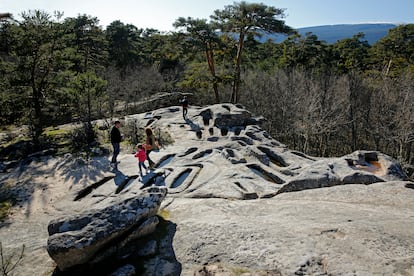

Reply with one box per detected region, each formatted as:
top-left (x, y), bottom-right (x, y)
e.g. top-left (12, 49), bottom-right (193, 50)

top-left (2, 0), bottom-right (413, 31)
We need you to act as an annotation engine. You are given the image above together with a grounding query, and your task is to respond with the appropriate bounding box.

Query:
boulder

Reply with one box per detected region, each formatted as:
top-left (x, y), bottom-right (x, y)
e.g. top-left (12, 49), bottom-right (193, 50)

top-left (277, 150), bottom-right (407, 194)
top-left (212, 104), bottom-right (252, 128)
top-left (47, 186), bottom-right (167, 271)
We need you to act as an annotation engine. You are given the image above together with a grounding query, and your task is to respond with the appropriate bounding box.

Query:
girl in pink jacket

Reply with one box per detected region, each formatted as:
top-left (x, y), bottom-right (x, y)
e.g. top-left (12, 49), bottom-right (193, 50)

top-left (134, 144), bottom-right (148, 176)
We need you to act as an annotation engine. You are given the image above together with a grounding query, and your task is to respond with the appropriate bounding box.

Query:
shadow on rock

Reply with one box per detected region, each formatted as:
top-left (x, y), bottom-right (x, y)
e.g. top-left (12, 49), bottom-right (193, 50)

top-left (405, 183), bottom-right (414, 189)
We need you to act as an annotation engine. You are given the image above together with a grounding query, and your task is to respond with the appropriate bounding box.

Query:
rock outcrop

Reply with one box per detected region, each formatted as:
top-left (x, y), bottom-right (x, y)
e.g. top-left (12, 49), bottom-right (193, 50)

top-left (125, 104), bottom-right (407, 201)
top-left (47, 186), bottom-right (169, 272)
top-left (0, 103), bottom-right (412, 275)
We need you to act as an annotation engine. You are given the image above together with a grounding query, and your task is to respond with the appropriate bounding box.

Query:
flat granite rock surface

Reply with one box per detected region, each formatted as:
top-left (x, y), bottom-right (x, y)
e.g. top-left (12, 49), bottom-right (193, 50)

top-left (0, 103), bottom-right (413, 275)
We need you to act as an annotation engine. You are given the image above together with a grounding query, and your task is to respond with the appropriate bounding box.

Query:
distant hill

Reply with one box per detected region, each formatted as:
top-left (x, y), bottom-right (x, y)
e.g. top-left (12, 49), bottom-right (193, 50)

top-left (261, 23), bottom-right (398, 45)
top-left (298, 23), bottom-right (397, 44)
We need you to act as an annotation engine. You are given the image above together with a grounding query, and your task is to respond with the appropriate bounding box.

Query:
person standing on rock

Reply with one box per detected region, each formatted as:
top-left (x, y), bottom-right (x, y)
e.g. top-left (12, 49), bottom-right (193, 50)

top-left (144, 127), bottom-right (158, 169)
top-left (134, 144), bottom-right (148, 176)
top-left (180, 96), bottom-right (189, 119)
top-left (110, 120), bottom-right (122, 168)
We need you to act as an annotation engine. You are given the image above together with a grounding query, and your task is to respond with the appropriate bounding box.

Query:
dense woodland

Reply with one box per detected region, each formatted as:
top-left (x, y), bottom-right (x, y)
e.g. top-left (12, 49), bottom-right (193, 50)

top-left (0, 2), bottom-right (413, 171)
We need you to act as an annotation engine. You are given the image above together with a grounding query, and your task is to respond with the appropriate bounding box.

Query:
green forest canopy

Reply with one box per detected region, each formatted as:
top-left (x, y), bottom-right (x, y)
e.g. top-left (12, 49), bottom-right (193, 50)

top-left (0, 2), bottom-right (413, 170)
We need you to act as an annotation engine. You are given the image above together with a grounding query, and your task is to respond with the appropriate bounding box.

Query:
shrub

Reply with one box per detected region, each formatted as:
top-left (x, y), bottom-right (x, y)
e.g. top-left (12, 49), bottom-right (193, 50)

top-left (0, 242), bottom-right (25, 276)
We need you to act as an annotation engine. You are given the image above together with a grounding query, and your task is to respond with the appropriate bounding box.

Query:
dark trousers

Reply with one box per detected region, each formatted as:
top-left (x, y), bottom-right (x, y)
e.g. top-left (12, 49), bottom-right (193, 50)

top-left (111, 143), bottom-right (120, 163)
top-left (139, 161), bottom-right (147, 174)
top-left (183, 107), bottom-right (188, 118)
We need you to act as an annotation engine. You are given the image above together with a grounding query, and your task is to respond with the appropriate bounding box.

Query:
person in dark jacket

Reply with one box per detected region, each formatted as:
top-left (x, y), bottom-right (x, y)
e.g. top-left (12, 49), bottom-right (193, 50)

top-left (110, 121), bottom-right (122, 167)
top-left (180, 96), bottom-right (188, 119)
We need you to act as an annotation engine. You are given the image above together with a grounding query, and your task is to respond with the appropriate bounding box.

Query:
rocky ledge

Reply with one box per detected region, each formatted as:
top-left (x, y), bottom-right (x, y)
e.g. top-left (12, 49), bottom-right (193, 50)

top-left (0, 103), bottom-right (412, 275)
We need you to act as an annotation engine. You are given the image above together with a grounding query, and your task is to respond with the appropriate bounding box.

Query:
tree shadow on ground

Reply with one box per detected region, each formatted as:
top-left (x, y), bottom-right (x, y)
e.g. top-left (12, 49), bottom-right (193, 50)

top-left (0, 154), bottom-right (111, 222)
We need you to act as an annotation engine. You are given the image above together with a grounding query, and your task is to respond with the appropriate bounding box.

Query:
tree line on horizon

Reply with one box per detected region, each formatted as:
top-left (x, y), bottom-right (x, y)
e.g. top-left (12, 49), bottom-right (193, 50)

top-left (0, 2), bottom-right (413, 169)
